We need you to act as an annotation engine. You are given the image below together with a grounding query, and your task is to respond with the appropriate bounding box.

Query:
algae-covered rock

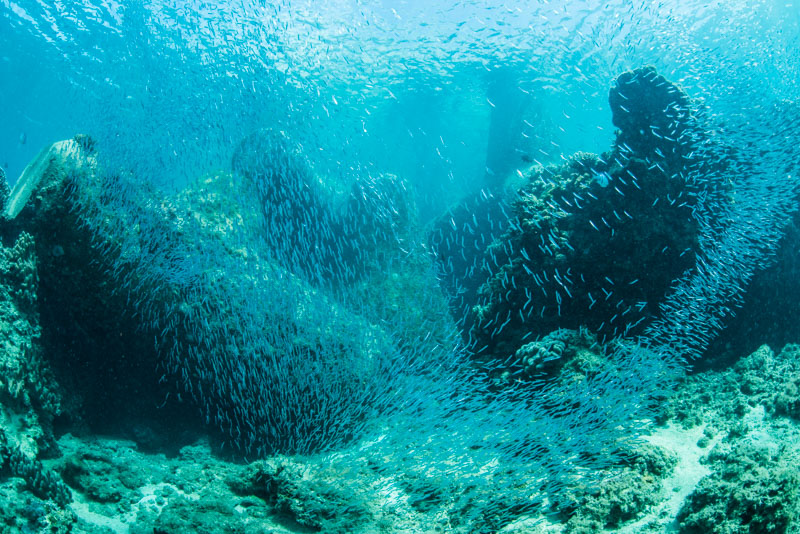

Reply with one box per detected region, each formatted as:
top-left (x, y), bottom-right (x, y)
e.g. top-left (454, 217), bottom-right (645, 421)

top-left (0, 132), bottom-right (424, 458)
top-left (0, 482), bottom-right (75, 533)
top-left (0, 136), bottom-right (181, 439)
top-left (563, 472), bottom-right (660, 532)
top-left (0, 175), bottom-right (75, 513)
top-left (0, 428), bottom-right (71, 507)
top-left (729, 343), bottom-right (800, 423)
top-left (460, 68), bottom-right (710, 364)
top-left (47, 434), bottom-right (426, 534)
top-left (0, 230), bottom-right (66, 463)
top-left (609, 66), bottom-right (697, 161)
top-left (558, 442), bottom-right (677, 532)
top-left (0, 166), bottom-right (9, 216)
top-left (233, 458), bottom-right (373, 532)
top-left (666, 344), bottom-right (800, 431)
top-left (58, 447), bottom-right (146, 505)
top-left (468, 149), bottom-right (699, 360)
top-left (677, 443), bottom-right (800, 533)
top-left (654, 342), bottom-right (800, 533)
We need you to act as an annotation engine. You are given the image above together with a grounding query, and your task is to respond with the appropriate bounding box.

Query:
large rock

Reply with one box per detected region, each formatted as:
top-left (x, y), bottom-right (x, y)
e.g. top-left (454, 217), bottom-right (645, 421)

top-left (0, 133), bottom-right (419, 457)
top-left (462, 68), bottom-right (710, 364)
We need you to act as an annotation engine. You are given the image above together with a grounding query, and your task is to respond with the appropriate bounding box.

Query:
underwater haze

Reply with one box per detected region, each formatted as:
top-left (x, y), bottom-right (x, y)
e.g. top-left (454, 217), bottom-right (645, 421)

top-left (3, 1), bottom-right (797, 214)
top-left (2, 1), bottom-right (800, 533)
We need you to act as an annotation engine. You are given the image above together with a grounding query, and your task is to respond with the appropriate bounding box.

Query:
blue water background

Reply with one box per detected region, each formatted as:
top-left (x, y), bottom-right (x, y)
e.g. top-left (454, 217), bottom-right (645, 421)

top-left (2, 1), bottom-right (798, 219)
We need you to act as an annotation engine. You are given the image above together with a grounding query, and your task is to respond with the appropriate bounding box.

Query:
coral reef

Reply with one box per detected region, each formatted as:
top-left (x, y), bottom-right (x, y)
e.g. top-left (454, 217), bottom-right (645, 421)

top-left (0, 427), bottom-right (71, 507)
top-left (468, 146), bottom-right (700, 361)
top-left (660, 343), bottom-right (800, 533)
top-left (1, 138), bottom-right (187, 441)
top-left (429, 187), bottom-right (513, 333)
top-left (678, 444), bottom-right (800, 533)
top-left (0, 130), bottom-right (450, 460)
top-left (430, 68), bottom-right (716, 369)
top-left (0, 167), bottom-right (8, 213)
top-left (430, 67), bottom-right (795, 402)
top-left (0, 67), bottom-right (797, 533)
top-left (664, 344), bottom-right (800, 429)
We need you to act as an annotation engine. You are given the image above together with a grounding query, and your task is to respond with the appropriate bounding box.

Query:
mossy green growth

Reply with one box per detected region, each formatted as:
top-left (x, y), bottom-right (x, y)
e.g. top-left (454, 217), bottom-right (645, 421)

top-left (470, 148), bottom-right (699, 362)
top-left (663, 344), bottom-right (800, 432)
top-left (678, 443), bottom-right (800, 533)
top-left (232, 457), bottom-right (374, 532)
top-left (559, 442), bottom-right (677, 532)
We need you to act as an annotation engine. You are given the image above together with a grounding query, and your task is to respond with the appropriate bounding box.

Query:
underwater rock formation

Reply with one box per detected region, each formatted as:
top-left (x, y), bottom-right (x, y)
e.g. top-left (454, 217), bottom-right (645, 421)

top-left (609, 66), bottom-right (699, 161)
top-left (0, 232), bottom-right (71, 510)
top-left (233, 128), bottom-right (414, 289)
top-left (678, 444), bottom-right (800, 533)
top-left (430, 187), bottom-right (512, 332)
top-left (0, 428), bottom-right (70, 507)
top-left (0, 232), bottom-right (65, 454)
top-left (0, 167), bottom-right (8, 213)
top-left (1, 138), bottom-right (189, 441)
top-left (0, 133), bottom-right (432, 457)
top-left (430, 66), bottom-right (795, 383)
top-left (1, 69), bottom-right (797, 532)
top-left (663, 344), bottom-right (800, 534)
top-left (456, 67), bottom-right (710, 364)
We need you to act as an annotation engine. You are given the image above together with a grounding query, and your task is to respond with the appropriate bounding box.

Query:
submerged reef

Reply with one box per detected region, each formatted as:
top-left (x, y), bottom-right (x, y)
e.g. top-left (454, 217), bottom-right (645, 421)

top-left (1, 139), bottom-right (193, 443)
top-left (0, 67), bottom-right (798, 532)
top-left (678, 444), bottom-right (800, 534)
top-left (434, 66), bottom-right (793, 379)
top-left (663, 344), bottom-right (800, 534)
top-left (442, 68), bottom-right (717, 364)
top-left (233, 128), bottom-right (413, 289)
top-left (468, 145), bottom-right (701, 360)
top-left (0, 133), bottom-right (441, 458)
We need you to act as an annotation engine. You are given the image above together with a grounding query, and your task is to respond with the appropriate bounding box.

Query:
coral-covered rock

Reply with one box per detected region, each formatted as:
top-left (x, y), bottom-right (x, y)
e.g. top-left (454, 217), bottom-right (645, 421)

top-left (0, 166), bottom-right (8, 215)
top-left (1, 133), bottom-right (423, 457)
top-left (678, 444), bottom-right (800, 533)
top-left (467, 146), bottom-right (700, 362)
top-left (233, 458), bottom-right (373, 531)
top-left (450, 67), bottom-right (745, 369)
top-left (0, 428), bottom-right (71, 506)
top-left (609, 66), bottom-right (697, 161)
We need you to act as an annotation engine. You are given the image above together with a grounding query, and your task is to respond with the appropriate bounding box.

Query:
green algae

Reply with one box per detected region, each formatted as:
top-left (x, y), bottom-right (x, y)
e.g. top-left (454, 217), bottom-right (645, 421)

top-left (678, 444), bottom-right (800, 533)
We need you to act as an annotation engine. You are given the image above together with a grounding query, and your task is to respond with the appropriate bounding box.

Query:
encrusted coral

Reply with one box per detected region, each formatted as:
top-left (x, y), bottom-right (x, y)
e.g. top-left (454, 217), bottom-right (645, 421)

top-left (678, 444), bottom-right (800, 533)
top-left (430, 68), bottom-right (725, 368)
top-left (0, 428), bottom-right (70, 507)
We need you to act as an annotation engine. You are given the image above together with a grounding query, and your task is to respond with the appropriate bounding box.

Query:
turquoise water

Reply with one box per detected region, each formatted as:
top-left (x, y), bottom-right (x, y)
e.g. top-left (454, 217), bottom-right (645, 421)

top-left (2, 1), bottom-right (800, 531)
top-left (4, 1), bottom-right (796, 214)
